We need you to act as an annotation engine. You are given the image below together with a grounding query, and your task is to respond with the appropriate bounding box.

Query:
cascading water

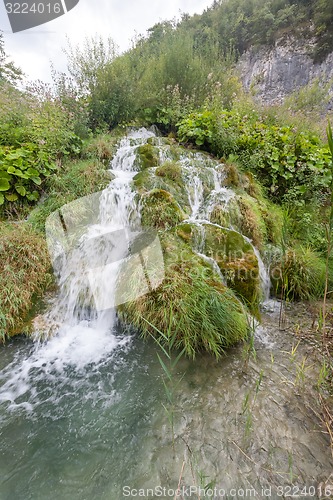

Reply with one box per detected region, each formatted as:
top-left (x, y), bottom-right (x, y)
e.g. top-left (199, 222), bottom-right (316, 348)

top-left (0, 128), bottom-right (332, 499)
top-left (0, 128), bottom-right (159, 405)
top-left (180, 152), bottom-right (272, 302)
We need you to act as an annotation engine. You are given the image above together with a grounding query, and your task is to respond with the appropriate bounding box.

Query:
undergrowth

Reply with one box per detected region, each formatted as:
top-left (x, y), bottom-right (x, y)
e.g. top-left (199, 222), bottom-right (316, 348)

top-left (0, 224), bottom-right (52, 341)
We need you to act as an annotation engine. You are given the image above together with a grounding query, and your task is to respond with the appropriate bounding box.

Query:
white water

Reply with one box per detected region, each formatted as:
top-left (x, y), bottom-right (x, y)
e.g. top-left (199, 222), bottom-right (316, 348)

top-left (0, 128), bottom-right (161, 409)
top-left (180, 152), bottom-right (271, 301)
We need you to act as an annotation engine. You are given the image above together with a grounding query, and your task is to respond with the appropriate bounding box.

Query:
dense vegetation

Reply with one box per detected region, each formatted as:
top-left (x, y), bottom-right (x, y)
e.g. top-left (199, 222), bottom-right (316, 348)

top-left (184, 0), bottom-right (333, 63)
top-left (0, 0), bottom-right (333, 351)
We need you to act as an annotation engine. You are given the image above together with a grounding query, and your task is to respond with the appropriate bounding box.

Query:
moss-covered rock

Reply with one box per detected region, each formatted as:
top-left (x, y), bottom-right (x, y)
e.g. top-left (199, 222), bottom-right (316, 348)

top-left (210, 197), bottom-right (241, 229)
top-left (133, 169), bottom-right (158, 194)
top-left (237, 194), bottom-right (267, 249)
top-left (140, 189), bottom-right (187, 230)
top-left (118, 235), bottom-right (248, 358)
top-left (261, 202), bottom-right (284, 245)
top-left (223, 162), bottom-right (240, 187)
top-left (156, 161), bottom-right (183, 185)
top-left (177, 222), bottom-right (260, 313)
top-left (136, 143), bottom-right (159, 170)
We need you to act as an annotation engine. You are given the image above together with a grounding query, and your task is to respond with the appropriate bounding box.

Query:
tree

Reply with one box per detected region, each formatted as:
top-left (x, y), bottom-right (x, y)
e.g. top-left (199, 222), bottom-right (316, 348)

top-left (64, 35), bottom-right (118, 94)
top-left (0, 32), bottom-right (22, 86)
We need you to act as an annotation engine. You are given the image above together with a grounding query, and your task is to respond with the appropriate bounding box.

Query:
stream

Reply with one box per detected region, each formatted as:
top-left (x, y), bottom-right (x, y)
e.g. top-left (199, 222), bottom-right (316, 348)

top-left (0, 129), bottom-right (332, 499)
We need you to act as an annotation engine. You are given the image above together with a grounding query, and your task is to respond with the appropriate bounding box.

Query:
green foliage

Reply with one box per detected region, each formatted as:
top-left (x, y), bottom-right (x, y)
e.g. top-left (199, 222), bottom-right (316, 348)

top-left (177, 111), bottom-right (215, 147)
top-left (176, 109), bottom-right (332, 204)
top-left (0, 143), bottom-right (56, 205)
top-left (0, 81), bottom-right (84, 211)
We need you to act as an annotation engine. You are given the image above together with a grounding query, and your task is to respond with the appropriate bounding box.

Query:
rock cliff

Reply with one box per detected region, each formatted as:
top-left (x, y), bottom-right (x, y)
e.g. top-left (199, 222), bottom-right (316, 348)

top-left (238, 35), bottom-right (333, 107)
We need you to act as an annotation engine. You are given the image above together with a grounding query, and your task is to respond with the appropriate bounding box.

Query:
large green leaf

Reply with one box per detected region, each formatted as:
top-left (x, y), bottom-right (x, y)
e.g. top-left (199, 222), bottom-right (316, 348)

top-left (0, 171), bottom-right (11, 180)
top-left (15, 185), bottom-right (26, 197)
top-left (26, 167), bottom-right (40, 177)
top-left (14, 169), bottom-right (29, 179)
top-left (5, 193), bottom-right (18, 202)
top-left (0, 179), bottom-right (10, 191)
top-left (31, 176), bottom-right (42, 185)
top-left (0, 193), bottom-right (4, 205)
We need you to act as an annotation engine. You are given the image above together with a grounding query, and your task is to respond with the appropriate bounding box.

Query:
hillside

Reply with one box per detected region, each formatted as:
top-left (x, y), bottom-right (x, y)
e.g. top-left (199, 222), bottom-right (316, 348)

top-left (183, 0), bottom-right (333, 63)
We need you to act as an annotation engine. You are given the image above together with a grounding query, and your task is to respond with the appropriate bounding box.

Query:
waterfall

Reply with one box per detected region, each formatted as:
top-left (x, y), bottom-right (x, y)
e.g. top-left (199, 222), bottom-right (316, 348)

top-left (0, 129), bottom-right (165, 407)
top-left (180, 151), bottom-right (271, 301)
top-left (0, 127), bottom-right (271, 409)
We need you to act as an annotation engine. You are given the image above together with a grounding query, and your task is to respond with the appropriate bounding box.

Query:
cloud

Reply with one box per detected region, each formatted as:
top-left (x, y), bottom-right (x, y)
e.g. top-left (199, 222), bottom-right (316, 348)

top-left (0, 0), bottom-right (212, 82)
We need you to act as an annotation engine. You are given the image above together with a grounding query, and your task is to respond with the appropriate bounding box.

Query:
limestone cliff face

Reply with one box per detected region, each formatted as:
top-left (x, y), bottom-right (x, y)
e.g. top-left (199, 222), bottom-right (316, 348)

top-left (237, 35), bottom-right (333, 107)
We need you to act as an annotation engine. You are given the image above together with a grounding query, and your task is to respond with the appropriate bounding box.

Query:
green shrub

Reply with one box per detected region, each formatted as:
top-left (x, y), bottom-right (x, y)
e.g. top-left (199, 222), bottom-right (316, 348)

top-left (176, 109), bottom-right (332, 204)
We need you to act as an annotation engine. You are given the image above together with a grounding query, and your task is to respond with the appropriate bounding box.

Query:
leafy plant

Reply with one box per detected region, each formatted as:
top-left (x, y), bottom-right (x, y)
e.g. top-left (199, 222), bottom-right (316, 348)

top-left (0, 144), bottom-right (56, 205)
top-left (177, 109), bottom-right (332, 204)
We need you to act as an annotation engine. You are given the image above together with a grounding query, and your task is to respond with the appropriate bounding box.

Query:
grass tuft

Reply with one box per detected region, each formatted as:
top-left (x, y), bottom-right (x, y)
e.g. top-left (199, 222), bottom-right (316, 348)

top-left (118, 235), bottom-right (248, 358)
top-left (0, 224), bottom-right (52, 341)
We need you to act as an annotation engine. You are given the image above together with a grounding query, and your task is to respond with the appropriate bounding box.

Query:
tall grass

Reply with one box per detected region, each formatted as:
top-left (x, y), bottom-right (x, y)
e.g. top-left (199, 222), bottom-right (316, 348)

top-left (271, 245), bottom-right (326, 302)
top-left (118, 236), bottom-right (249, 358)
top-left (0, 224), bottom-right (52, 341)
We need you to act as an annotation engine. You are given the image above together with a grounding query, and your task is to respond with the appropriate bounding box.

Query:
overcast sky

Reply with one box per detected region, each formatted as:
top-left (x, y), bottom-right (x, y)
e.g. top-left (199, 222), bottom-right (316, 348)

top-left (0, 0), bottom-right (213, 83)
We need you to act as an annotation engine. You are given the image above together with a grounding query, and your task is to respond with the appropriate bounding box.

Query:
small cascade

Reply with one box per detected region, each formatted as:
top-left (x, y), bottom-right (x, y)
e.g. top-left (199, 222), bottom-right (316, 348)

top-left (180, 152), bottom-right (271, 301)
top-left (251, 244), bottom-right (271, 301)
top-left (186, 172), bottom-right (204, 220)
